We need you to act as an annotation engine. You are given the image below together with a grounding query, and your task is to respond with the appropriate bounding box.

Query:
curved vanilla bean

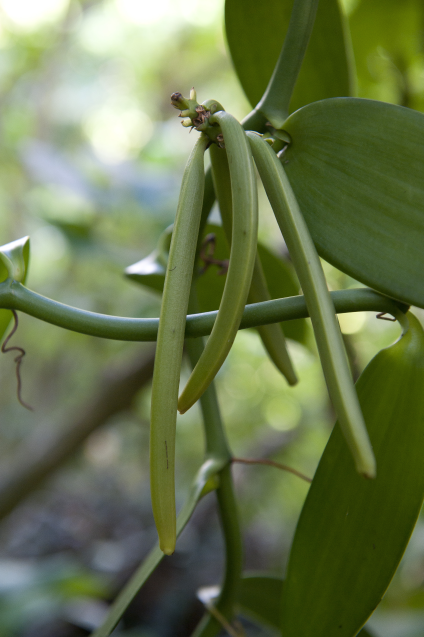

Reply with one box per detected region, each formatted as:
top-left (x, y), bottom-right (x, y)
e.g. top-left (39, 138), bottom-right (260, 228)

top-left (150, 134), bottom-right (208, 555)
top-left (178, 112), bottom-right (258, 414)
top-left (209, 143), bottom-right (297, 385)
top-left (247, 132), bottom-right (376, 479)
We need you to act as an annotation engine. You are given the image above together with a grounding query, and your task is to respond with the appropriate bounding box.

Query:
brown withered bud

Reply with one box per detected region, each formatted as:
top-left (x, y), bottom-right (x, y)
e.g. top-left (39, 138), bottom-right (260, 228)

top-left (192, 105), bottom-right (211, 128)
top-left (171, 92), bottom-right (189, 110)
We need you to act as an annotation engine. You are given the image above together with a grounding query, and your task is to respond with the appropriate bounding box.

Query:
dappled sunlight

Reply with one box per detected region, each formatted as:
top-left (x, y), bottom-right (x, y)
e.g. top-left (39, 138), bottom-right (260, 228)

top-left (115, 0), bottom-right (171, 25)
top-left (84, 103), bottom-right (153, 163)
top-left (115, 0), bottom-right (223, 27)
top-left (1, 0), bottom-right (69, 29)
top-left (338, 310), bottom-right (367, 334)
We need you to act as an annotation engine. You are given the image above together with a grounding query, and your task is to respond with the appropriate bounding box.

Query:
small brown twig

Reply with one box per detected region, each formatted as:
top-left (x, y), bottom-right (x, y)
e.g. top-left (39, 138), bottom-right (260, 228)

top-left (1, 310), bottom-right (33, 411)
top-left (205, 603), bottom-right (245, 637)
top-left (376, 312), bottom-right (396, 322)
top-left (199, 233), bottom-right (229, 275)
top-left (232, 457), bottom-right (312, 483)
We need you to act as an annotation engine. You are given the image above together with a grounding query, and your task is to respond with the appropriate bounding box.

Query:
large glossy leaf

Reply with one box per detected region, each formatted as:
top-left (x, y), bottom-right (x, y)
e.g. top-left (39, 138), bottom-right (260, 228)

top-left (282, 98), bottom-right (424, 308)
top-left (0, 237), bottom-right (30, 343)
top-left (281, 313), bottom-right (424, 636)
top-left (125, 224), bottom-right (307, 344)
top-left (225, 0), bottom-right (353, 113)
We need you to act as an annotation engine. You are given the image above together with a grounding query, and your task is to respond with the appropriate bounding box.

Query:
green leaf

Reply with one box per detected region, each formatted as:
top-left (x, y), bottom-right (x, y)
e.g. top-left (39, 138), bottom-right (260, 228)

top-left (0, 237), bottom-right (30, 343)
top-left (225, 0), bottom-right (353, 113)
top-left (0, 236), bottom-right (30, 284)
top-left (281, 312), bottom-right (424, 636)
top-left (238, 574), bottom-right (283, 629)
top-left (237, 574), bottom-right (376, 636)
top-left (282, 97), bottom-right (424, 308)
top-left (125, 247), bottom-right (167, 293)
top-left (125, 224), bottom-right (308, 345)
top-left (125, 226), bottom-right (170, 293)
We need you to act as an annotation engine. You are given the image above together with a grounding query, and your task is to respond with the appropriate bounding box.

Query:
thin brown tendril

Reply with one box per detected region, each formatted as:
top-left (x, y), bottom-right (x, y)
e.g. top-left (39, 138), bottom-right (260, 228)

top-left (232, 457), bottom-right (312, 483)
top-left (199, 233), bottom-right (229, 275)
top-left (376, 312), bottom-right (396, 322)
top-left (1, 310), bottom-right (33, 411)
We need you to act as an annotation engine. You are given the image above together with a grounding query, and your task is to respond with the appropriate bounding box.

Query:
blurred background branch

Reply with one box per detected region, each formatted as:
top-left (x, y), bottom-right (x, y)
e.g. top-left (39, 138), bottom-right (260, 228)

top-left (0, 346), bottom-right (155, 521)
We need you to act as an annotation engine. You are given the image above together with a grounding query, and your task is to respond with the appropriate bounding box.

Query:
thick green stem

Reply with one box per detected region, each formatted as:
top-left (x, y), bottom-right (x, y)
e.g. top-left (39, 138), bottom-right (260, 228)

top-left (183, 289), bottom-right (243, 637)
top-left (0, 280), bottom-right (407, 340)
top-left (185, 292), bottom-right (242, 637)
top-left (241, 109), bottom-right (269, 134)
top-left (256, 0), bottom-right (320, 128)
top-left (191, 464), bottom-right (243, 637)
top-left (185, 291), bottom-right (231, 462)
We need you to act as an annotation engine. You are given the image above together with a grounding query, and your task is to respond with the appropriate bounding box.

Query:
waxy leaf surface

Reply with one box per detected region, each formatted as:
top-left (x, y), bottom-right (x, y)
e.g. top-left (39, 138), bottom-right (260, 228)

top-left (281, 313), bottom-right (424, 636)
top-left (237, 575), bottom-right (375, 636)
top-left (238, 574), bottom-right (283, 629)
top-left (225, 0), bottom-right (353, 113)
top-left (282, 98), bottom-right (424, 307)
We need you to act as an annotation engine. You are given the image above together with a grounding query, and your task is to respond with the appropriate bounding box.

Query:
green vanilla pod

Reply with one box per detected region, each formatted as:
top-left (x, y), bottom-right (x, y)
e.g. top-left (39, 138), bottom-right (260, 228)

top-left (150, 134), bottom-right (208, 555)
top-left (249, 253), bottom-right (297, 384)
top-left (178, 112), bottom-right (258, 414)
top-left (247, 132), bottom-right (375, 479)
top-left (209, 143), bottom-right (297, 385)
top-left (282, 312), bottom-right (424, 637)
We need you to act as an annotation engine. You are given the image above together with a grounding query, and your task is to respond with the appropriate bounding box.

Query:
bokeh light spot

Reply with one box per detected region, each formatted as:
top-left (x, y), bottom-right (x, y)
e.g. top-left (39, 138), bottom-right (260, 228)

top-left (115, 0), bottom-right (171, 25)
top-left (1, 0), bottom-right (69, 29)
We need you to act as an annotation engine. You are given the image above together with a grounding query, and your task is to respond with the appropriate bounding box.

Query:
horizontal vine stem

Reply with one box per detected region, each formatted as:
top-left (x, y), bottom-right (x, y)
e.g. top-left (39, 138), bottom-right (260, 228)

top-left (0, 280), bottom-right (407, 342)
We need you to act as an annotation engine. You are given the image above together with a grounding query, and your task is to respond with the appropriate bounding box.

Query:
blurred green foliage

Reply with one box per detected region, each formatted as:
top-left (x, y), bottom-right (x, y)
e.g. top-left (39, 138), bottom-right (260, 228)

top-left (0, 0), bottom-right (422, 635)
